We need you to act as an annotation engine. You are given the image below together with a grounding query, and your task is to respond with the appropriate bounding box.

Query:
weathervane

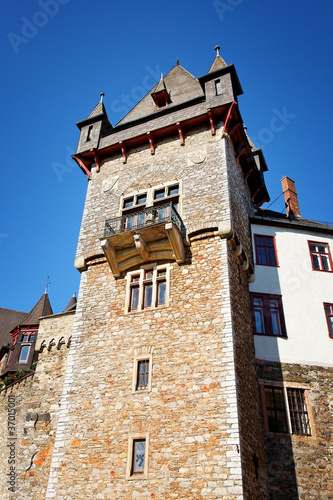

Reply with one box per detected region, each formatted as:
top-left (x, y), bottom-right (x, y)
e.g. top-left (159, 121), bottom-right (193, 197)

top-left (45, 275), bottom-right (51, 294)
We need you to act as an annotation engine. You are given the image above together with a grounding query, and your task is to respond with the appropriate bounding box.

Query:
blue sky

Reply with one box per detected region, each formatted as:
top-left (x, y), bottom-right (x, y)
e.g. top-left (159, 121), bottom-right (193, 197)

top-left (1, 0), bottom-right (332, 313)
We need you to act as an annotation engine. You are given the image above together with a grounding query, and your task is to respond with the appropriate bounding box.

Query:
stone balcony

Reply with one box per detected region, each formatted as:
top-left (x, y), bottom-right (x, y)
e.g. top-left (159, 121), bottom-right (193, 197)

top-left (100, 203), bottom-right (186, 277)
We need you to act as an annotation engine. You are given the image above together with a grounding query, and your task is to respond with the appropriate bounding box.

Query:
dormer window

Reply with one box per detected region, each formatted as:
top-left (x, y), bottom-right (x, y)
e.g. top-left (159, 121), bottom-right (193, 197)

top-left (151, 89), bottom-right (170, 109)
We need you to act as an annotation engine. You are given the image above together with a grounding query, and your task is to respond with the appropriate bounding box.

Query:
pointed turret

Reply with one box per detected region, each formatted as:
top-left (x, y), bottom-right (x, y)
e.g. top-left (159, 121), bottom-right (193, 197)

top-left (208, 45), bottom-right (227, 73)
top-left (21, 291), bottom-right (53, 325)
top-left (75, 92), bottom-right (113, 155)
top-left (63, 292), bottom-right (77, 313)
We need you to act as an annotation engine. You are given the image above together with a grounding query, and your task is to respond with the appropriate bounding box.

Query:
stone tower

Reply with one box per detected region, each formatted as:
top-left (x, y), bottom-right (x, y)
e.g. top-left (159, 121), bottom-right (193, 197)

top-left (44, 50), bottom-right (270, 499)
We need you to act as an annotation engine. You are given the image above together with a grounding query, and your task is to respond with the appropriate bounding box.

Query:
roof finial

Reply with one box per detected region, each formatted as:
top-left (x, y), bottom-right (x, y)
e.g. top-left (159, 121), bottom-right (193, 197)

top-left (215, 45), bottom-right (220, 57)
top-left (45, 275), bottom-right (50, 294)
top-left (100, 92), bottom-right (105, 102)
top-left (176, 58), bottom-right (179, 66)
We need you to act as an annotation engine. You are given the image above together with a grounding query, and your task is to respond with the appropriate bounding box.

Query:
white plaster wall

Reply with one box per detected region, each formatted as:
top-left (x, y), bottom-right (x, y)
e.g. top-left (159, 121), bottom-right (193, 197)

top-left (249, 223), bottom-right (333, 367)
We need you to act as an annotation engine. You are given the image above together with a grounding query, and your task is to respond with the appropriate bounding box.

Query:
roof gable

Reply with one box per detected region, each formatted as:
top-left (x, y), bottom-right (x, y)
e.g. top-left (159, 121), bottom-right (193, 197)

top-left (117, 63), bottom-right (204, 125)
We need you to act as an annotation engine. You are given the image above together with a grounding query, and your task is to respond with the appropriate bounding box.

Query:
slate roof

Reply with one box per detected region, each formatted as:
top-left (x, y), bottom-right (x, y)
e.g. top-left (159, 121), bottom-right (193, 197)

top-left (117, 63), bottom-right (204, 126)
top-left (208, 54), bottom-right (227, 73)
top-left (87, 100), bottom-right (107, 119)
top-left (21, 292), bottom-right (53, 326)
top-left (0, 308), bottom-right (27, 347)
top-left (64, 292), bottom-right (77, 312)
top-left (252, 208), bottom-right (333, 233)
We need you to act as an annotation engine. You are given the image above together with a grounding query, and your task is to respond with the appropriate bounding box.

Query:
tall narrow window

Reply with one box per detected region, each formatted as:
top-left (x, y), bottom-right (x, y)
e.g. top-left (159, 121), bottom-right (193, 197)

top-left (143, 270), bottom-right (153, 309)
top-left (324, 303), bottom-right (333, 338)
top-left (264, 386), bottom-right (288, 433)
top-left (254, 235), bottom-right (278, 266)
top-left (215, 79), bottom-right (222, 95)
top-left (136, 360), bottom-right (149, 390)
top-left (130, 275), bottom-right (140, 311)
top-left (287, 388), bottom-right (311, 436)
top-left (132, 439), bottom-right (146, 473)
top-left (308, 241), bottom-right (332, 272)
top-left (86, 125), bottom-right (93, 141)
top-left (156, 269), bottom-right (166, 306)
top-left (127, 433), bottom-right (149, 479)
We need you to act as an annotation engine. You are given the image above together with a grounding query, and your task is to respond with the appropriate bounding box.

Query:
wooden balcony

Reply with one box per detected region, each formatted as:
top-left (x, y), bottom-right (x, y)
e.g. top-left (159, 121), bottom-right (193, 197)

top-left (100, 203), bottom-right (185, 277)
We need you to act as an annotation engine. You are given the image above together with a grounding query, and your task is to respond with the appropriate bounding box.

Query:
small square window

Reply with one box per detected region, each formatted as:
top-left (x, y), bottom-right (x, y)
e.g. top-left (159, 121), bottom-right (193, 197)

top-left (19, 345), bottom-right (30, 363)
top-left (168, 185), bottom-right (179, 196)
top-left (123, 197), bottom-right (134, 209)
top-left (127, 432), bottom-right (149, 479)
top-left (136, 193), bottom-right (147, 205)
top-left (154, 188), bottom-right (165, 200)
top-left (308, 241), bottom-right (332, 272)
top-left (250, 293), bottom-right (287, 337)
top-left (324, 303), bottom-right (333, 338)
top-left (254, 235), bottom-right (278, 266)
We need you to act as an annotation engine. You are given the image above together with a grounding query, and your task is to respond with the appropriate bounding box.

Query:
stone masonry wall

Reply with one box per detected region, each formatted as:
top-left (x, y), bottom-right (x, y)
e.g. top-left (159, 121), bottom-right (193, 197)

top-left (0, 312), bottom-right (74, 500)
top-left (44, 125), bottom-right (261, 499)
top-left (256, 360), bottom-right (333, 499)
top-left (226, 138), bottom-right (269, 499)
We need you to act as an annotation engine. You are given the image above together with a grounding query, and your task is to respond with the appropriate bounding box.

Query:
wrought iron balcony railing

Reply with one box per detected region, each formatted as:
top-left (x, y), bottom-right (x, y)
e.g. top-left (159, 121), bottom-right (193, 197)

top-left (103, 202), bottom-right (184, 238)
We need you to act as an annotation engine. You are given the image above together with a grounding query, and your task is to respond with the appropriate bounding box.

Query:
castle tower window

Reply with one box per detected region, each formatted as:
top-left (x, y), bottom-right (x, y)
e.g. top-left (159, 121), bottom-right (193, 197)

top-left (136, 359), bottom-right (150, 390)
top-left (86, 125), bottom-right (93, 142)
top-left (126, 265), bottom-right (170, 313)
top-left (126, 432), bottom-right (149, 479)
top-left (132, 352), bottom-right (153, 393)
top-left (215, 79), bottom-right (222, 95)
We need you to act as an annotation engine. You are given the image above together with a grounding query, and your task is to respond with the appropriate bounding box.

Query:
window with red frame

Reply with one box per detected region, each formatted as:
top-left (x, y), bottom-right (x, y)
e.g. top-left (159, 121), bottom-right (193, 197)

top-left (308, 241), bottom-right (332, 272)
top-left (250, 293), bottom-right (287, 337)
top-left (254, 235), bottom-right (278, 266)
top-left (324, 303), bottom-right (333, 338)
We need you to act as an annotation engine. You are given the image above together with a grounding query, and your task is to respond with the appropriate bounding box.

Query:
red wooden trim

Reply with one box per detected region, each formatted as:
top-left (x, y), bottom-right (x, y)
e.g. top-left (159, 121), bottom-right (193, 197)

top-left (307, 240), bottom-right (333, 273)
top-left (222, 101), bottom-right (238, 133)
top-left (72, 155), bottom-right (92, 177)
top-left (244, 166), bottom-right (255, 180)
top-left (324, 302), bottom-right (333, 339)
top-left (147, 132), bottom-right (155, 155)
top-left (207, 110), bottom-right (215, 135)
top-left (119, 141), bottom-right (127, 164)
top-left (90, 148), bottom-right (100, 171)
top-left (176, 122), bottom-right (184, 145)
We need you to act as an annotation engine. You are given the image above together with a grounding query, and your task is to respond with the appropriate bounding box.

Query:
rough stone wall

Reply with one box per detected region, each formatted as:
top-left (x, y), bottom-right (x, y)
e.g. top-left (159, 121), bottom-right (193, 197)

top-left (44, 125), bottom-right (264, 499)
top-left (75, 125), bottom-right (230, 262)
top-left (226, 139), bottom-right (269, 499)
top-left (0, 312), bottom-right (74, 500)
top-left (256, 360), bottom-right (333, 499)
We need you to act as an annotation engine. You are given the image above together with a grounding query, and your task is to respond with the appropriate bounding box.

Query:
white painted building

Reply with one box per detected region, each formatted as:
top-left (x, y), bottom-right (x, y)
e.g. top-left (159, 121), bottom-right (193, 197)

top-left (249, 179), bottom-right (333, 367)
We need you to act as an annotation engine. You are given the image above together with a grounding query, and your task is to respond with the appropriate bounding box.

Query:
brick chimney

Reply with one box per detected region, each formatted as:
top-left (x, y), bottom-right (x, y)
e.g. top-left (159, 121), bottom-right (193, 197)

top-left (281, 176), bottom-right (301, 217)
